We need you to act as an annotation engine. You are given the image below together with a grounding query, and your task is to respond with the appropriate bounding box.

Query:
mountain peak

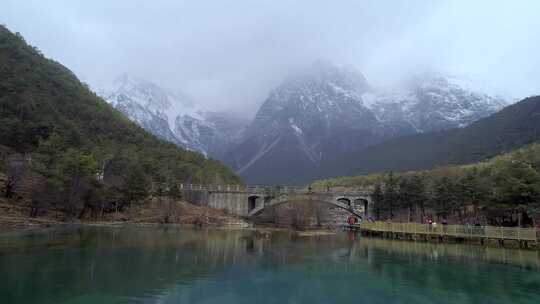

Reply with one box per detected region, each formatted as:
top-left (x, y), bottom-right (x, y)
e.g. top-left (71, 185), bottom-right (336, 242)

top-left (224, 62), bottom-right (380, 184)
top-left (104, 74), bottom-right (200, 118)
top-left (363, 72), bottom-right (508, 134)
top-left (99, 76), bottom-right (244, 159)
top-left (263, 62), bottom-right (370, 116)
top-left (409, 72), bottom-right (510, 102)
top-left (224, 66), bottom-right (509, 184)
top-left (286, 61), bottom-right (370, 94)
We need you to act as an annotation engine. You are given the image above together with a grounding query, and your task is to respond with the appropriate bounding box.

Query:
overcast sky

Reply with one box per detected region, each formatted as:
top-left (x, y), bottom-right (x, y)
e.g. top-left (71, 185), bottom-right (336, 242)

top-left (3, 0), bottom-right (540, 115)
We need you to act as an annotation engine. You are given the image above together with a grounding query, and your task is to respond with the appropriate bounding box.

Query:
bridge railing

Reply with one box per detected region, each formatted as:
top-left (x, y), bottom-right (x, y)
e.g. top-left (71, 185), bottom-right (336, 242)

top-left (178, 184), bottom-right (305, 193)
top-left (179, 184), bottom-right (246, 192)
top-left (357, 221), bottom-right (538, 242)
top-left (178, 183), bottom-right (370, 196)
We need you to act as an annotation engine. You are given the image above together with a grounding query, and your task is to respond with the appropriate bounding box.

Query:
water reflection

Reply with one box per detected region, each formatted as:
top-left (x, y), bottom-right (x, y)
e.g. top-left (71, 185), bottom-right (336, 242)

top-left (0, 227), bottom-right (539, 304)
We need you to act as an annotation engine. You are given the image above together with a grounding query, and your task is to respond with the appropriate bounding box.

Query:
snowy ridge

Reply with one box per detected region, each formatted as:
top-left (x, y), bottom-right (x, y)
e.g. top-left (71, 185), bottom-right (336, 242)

top-left (97, 66), bottom-right (508, 185)
top-left (363, 73), bottom-right (508, 133)
top-left (99, 74), bottom-right (246, 158)
top-left (224, 62), bottom-right (509, 184)
top-left (223, 62), bottom-right (380, 184)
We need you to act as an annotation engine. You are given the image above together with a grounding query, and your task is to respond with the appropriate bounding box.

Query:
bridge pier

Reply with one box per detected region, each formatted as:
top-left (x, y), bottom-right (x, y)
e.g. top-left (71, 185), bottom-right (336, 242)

top-left (208, 191), bottom-right (251, 215)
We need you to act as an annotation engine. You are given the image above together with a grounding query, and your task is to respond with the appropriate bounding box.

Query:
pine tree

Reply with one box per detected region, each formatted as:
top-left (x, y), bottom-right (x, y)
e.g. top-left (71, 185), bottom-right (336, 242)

top-left (431, 177), bottom-right (460, 220)
top-left (399, 174), bottom-right (427, 222)
top-left (372, 182), bottom-right (384, 219)
top-left (383, 172), bottom-right (399, 219)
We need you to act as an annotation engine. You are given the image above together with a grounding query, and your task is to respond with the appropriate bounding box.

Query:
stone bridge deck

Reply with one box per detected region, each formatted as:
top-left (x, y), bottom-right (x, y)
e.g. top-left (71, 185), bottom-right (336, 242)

top-left (179, 184), bottom-right (366, 194)
top-left (178, 184), bottom-right (372, 218)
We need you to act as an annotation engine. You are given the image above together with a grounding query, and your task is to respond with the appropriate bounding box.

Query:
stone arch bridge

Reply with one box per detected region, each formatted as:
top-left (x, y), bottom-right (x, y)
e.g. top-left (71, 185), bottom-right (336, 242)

top-left (178, 184), bottom-right (373, 218)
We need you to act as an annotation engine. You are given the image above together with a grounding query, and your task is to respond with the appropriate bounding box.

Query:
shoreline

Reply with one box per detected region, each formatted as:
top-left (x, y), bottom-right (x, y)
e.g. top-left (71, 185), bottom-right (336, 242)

top-left (0, 214), bottom-right (339, 237)
top-left (2, 218), bottom-right (539, 252)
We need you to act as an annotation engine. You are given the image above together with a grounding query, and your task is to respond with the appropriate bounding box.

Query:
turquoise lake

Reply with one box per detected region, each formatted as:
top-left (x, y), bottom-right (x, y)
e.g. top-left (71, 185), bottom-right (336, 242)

top-left (0, 226), bottom-right (539, 303)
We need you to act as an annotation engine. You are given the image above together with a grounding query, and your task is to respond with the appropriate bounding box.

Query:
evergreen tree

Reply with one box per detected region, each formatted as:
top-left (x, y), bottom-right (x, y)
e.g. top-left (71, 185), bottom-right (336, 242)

top-left (58, 149), bottom-right (98, 216)
top-left (430, 177), bottom-right (461, 220)
top-left (398, 174), bottom-right (427, 222)
top-left (492, 159), bottom-right (540, 226)
top-left (372, 182), bottom-right (384, 219)
top-left (382, 172), bottom-right (399, 219)
top-left (458, 169), bottom-right (490, 219)
top-left (122, 164), bottom-right (149, 208)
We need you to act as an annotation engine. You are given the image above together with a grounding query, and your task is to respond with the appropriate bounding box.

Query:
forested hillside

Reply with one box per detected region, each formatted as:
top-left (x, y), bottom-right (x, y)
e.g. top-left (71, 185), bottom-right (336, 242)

top-left (324, 95), bottom-right (540, 178)
top-left (0, 26), bottom-right (240, 219)
top-left (313, 144), bottom-right (540, 227)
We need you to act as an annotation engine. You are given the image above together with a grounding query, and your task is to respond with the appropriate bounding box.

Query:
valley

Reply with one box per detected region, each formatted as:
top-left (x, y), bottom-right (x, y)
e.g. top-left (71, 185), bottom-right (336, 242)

top-left (100, 62), bottom-right (510, 185)
top-left (3, 2), bottom-right (540, 304)
top-left (1, 24), bottom-right (539, 233)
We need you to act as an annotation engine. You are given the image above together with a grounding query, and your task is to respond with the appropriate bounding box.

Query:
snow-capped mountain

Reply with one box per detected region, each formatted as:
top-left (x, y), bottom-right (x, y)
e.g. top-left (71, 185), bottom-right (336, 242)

top-left (223, 63), bottom-right (508, 185)
top-left (98, 68), bottom-right (508, 185)
top-left (99, 75), bottom-right (247, 158)
top-left (223, 62), bottom-right (385, 184)
top-left (363, 73), bottom-right (508, 135)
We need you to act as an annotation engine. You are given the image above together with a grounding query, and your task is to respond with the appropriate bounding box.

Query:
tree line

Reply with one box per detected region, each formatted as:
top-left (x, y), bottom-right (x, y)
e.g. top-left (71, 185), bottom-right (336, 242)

top-left (1, 138), bottom-right (204, 220)
top-left (316, 143), bottom-right (540, 227)
top-left (0, 25), bottom-right (241, 220)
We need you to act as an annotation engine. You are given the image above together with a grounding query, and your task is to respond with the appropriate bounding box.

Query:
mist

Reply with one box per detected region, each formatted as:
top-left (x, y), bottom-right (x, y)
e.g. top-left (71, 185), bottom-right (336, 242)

top-left (3, 0), bottom-right (540, 115)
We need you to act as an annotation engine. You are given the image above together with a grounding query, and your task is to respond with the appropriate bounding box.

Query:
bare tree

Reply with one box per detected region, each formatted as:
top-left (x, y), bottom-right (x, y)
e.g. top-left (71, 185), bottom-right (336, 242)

top-left (4, 154), bottom-right (26, 199)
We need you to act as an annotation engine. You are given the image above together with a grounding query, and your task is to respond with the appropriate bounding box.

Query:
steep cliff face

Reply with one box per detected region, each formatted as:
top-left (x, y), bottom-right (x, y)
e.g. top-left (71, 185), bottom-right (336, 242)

top-left (223, 62), bottom-right (384, 184)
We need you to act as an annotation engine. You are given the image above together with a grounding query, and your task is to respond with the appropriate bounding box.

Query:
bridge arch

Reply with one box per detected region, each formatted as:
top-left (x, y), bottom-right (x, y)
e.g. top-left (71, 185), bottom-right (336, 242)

top-left (177, 183), bottom-right (372, 218)
top-left (248, 195), bottom-right (260, 213)
top-left (336, 197), bottom-right (352, 208)
top-left (353, 198), bottom-right (369, 216)
top-left (249, 198), bottom-right (364, 218)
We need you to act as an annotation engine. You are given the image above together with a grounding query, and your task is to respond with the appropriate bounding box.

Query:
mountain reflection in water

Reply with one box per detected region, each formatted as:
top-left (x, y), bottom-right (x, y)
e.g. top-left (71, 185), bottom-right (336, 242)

top-left (0, 227), bottom-right (539, 304)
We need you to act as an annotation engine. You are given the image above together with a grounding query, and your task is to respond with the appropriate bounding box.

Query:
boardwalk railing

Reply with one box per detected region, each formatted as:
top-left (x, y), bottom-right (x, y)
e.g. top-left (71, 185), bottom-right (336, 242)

top-left (356, 221), bottom-right (538, 242)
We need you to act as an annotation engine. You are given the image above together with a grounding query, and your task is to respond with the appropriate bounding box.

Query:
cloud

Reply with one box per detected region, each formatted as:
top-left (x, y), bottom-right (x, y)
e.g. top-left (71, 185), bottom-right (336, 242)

top-left (3, 0), bottom-right (540, 114)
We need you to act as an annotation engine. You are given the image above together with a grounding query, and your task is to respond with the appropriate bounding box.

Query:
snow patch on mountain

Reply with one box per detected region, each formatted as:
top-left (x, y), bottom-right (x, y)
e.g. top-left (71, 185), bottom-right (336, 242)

top-left (99, 74), bottom-right (247, 158)
top-left (289, 118), bottom-right (303, 135)
top-left (363, 73), bottom-right (508, 133)
top-left (224, 62), bottom-right (509, 184)
top-left (224, 62), bottom-right (381, 183)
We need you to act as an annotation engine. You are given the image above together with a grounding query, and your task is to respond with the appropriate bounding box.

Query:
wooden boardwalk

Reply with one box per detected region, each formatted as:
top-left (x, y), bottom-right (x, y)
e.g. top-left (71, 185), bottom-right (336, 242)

top-left (344, 221), bottom-right (538, 244)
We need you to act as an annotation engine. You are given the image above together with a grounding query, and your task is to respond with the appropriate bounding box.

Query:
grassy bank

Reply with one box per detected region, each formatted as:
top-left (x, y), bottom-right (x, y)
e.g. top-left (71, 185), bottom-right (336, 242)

top-left (0, 197), bottom-right (249, 233)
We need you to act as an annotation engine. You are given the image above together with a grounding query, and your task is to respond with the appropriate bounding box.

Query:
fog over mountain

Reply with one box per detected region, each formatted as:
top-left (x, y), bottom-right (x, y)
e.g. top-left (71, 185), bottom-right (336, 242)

top-left (222, 62), bottom-right (508, 184)
top-left (3, 0), bottom-right (540, 116)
